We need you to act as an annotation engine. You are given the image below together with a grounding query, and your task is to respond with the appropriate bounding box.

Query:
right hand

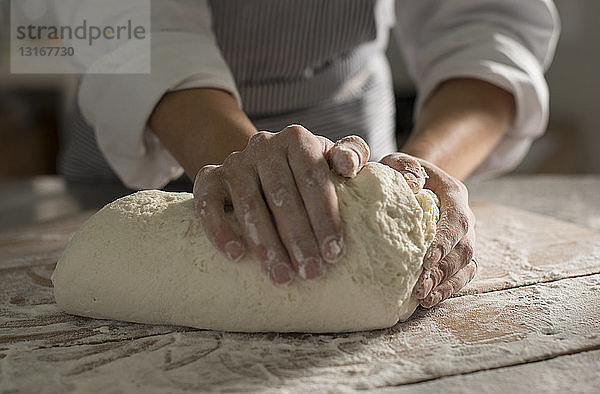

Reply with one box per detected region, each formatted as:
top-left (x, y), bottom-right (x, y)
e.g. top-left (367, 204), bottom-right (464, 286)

top-left (380, 153), bottom-right (477, 308)
top-left (193, 125), bottom-right (370, 287)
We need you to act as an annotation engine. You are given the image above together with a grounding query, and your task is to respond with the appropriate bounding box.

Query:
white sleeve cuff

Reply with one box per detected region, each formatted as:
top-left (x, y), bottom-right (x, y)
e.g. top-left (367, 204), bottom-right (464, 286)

top-left (394, 0), bottom-right (560, 177)
top-left (414, 33), bottom-right (549, 177)
top-left (78, 31), bottom-right (241, 189)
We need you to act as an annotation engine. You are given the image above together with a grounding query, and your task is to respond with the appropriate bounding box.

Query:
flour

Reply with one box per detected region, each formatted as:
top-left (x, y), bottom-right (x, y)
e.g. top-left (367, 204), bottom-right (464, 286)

top-left (5, 174), bottom-right (600, 392)
top-left (3, 275), bottom-right (599, 393)
top-left (51, 163), bottom-right (439, 333)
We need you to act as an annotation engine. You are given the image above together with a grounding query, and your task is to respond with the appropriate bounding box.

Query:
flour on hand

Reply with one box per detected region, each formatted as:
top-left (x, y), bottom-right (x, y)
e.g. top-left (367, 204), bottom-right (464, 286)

top-left (52, 162), bottom-right (438, 333)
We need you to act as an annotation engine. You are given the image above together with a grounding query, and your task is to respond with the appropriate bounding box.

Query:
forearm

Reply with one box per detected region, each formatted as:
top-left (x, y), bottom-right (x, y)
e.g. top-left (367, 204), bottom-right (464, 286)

top-left (401, 78), bottom-right (515, 180)
top-left (150, 88), bottom-right (257, 180)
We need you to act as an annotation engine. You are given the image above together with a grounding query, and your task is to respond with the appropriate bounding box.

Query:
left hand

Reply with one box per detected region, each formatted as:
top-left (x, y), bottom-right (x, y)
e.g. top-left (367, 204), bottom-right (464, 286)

top-left (380, 153), bottom-right (477, 308)
top-left (193, 127), bottom-right (370, 286)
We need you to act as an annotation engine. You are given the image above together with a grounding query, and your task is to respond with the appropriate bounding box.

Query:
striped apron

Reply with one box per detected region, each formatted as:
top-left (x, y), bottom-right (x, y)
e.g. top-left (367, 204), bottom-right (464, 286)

top-left (58, 0), bottom-right (398, 187)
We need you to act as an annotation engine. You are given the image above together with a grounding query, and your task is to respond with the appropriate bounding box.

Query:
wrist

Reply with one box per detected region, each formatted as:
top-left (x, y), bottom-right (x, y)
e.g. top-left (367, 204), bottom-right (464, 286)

top-left (401, 78), bottom-right (515, 180)
top-left (150, 88), bottom-right (256, 179)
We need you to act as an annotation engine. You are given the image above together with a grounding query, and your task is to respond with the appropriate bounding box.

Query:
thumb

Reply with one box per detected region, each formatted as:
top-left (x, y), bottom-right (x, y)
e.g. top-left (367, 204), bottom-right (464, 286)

top-left (327, 135), bottom-right (370, 178)
top-left (380, 152), bottom-right (428, 193)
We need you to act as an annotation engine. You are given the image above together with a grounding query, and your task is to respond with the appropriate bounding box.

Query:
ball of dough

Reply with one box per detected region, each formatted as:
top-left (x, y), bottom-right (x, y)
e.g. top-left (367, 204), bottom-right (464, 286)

top-left (52, 162), bottom-right (438, 333)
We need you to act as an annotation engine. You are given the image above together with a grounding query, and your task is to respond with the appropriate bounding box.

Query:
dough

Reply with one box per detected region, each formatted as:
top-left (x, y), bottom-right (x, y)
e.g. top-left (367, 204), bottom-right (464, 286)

top-left (52, 163), bottom-right (439, 333)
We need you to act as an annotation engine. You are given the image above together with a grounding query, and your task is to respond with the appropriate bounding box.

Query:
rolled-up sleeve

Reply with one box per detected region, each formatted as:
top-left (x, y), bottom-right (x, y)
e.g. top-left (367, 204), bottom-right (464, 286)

top-left (394, 0), bottom-right (560, 177)
top-left (76, 0), bottom-right (240, 189)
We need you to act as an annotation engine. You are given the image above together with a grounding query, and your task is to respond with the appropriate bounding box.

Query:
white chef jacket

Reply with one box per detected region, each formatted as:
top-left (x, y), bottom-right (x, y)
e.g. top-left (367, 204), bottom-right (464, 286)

top-left (63, 0), bottom-right (560, 189)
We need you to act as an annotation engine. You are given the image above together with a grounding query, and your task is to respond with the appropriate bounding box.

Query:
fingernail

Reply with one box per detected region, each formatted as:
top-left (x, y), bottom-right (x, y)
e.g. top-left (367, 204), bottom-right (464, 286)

top-left (424, 247), bottom-right (442, 268)
top-left (334, 148), bottom-right (360, 177)
top-left (298, 257), bottom-right (323, 280)
top-left (422, 277), bottom-right (434, 298)
top-left (270, 263), bottom-right (294, 286)
top-left (431, 291), bottom-right (442, 306)
top-left (347, 150), bottom-right (360, 176)
top-left (415, 271), bottom-right (433, 299)
top-left (323, 235), bottom-right (344, 263)
top-left (422, 291), bottom-right (441, 308)
top-left (224, 241), bottom-right (244, 262)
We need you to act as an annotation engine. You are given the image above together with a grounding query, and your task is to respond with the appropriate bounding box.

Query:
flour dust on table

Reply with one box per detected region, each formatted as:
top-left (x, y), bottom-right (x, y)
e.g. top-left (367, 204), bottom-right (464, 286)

top-left (52, 163), bottom-right (439, 332)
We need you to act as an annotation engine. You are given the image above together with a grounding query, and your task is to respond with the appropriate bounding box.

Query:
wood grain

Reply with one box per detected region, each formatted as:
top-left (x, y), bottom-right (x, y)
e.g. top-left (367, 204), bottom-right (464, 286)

top-left (2, 275), bottom-right (599, 392)
top-left (1, 201), bottom-right (599, 391)
top-left (462, 201), bottom-right (600, 295)
top-left (388, 349), bottom-right (600, 393)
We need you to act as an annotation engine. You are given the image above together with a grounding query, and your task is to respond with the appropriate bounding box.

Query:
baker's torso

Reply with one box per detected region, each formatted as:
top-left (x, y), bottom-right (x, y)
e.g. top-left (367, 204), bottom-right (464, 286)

top-left (60, 0), bottom-right (398, 183)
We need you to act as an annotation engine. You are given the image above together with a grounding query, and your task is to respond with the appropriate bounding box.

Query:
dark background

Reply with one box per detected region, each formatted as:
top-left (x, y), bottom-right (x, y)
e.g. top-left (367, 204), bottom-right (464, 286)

top-left (0, 0), bottom-right (598, 180)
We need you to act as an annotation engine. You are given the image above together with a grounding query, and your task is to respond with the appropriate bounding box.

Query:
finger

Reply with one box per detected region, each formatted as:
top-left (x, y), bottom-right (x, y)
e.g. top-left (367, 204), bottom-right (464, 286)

top-left (256, 154), bottom-right (325, 281)
top-left (415, 161), bottom-right (475, 269)
top-left (421, 259), bottom-right (477, 308)
top-left (423, 181), bottom-right (473, 270)
top-left (423, 202), bottom-right (475, 270)
top-left (194, 166), bottom-right (245, 262)
top-left (327, 135), bottom-right (370, 178)
top-left (223, 154), bottom-right (296, 287)
top-left (414, 229), bottom-right (475, 299)
top-left (284, 125), bottom-right (345, 263)
top-left (379, 153), bottom-right (427, 193)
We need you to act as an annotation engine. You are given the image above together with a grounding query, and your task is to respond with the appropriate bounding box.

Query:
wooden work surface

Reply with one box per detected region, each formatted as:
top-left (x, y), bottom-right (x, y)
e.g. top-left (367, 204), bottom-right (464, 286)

top-left (1, 175), bottom-right (599, 393)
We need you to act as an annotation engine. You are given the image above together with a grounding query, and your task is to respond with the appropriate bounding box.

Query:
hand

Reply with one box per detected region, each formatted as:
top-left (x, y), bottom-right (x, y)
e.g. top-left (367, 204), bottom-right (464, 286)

top-left (380, 153), bottom-right (477, 308)
top-left (193, 125), bottom-right (370, 287)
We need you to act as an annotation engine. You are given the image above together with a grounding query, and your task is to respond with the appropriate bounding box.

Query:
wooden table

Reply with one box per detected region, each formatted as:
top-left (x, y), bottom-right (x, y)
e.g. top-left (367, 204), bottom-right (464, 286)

top-left (1, 175), bottom-right (599, 393)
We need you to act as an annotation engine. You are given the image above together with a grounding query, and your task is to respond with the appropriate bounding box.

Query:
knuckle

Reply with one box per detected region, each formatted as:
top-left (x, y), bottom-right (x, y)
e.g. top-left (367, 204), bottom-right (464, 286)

top-left (448, 275), bottom-right (463, 293)
top-left (222, 153), bottom-right (255, 182)
top-left (455, 211), bottom-right (470, 234)
top-left (193, 165), bottom-right (221, 198)
top-left (222, 151), bottom-right (242, 171)
top-left (282, 124), bottom-right (314, 144)
top-left (195, 164), bottom-right (218, 184)
top-left (234, 193), bottom-right (256, 213)
top-left (268, 185), bottom-right (293, 209)
top-left (430, 266), bottom-right (445, 287)
top-left (270, 185), bottom-right (297, 208)
top-left (221, 165), bottom-right (235, 181)
top-left (400, 157), bottom-right (421, 172)
top-left (247, 131), bottom-right (271, 149)
top-left (302, 166), bottom-right (329, 188)
top-left (435, 228), bottom-right (455, 255)
top-left (443, 177), bottom-right (463, 197)
top-left (448, 179), bottom-right (468, 201)
top-left (283, 124), bottom-right (309, 138)
top-left (437, 252), bottom-right (463, 284)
